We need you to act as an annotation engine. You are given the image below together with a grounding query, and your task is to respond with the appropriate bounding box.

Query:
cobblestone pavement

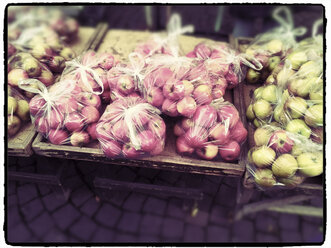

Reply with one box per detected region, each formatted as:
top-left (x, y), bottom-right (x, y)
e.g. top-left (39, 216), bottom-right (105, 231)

top-left (6, 156), bottom-right (324, 244)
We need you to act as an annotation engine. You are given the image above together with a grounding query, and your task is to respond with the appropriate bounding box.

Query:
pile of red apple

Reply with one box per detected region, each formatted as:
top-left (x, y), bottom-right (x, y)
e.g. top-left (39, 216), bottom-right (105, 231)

top-left (96, 96), bottom-right (166, 159)
top-left (173, 102), bottom-right (247, 161)
top-left (29, 78), bottom-right (103, 146)
top-left (248, 124), bottom-right (323, 189)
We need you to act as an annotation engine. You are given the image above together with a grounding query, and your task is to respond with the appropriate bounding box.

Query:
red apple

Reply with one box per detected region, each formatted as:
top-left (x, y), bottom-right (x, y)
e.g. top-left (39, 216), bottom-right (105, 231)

top-left (48, 109), bottom-right (64, 129)
top-left (112, 119), bottom-right (129, 142)
top-left (174, 123), bottom-right (185, 136)
top-left (147, 87), bottom-right (164, 107)
top-left (137, 130), bottom-right (157, 152)
top-left (184, 127), bottom-right (208, 148)
top-left (268, 130), bottom-right (294, 154)
top-left (8, 69), bottom-right (29, 86)
top-left (176, 96), bottom-right (197, 118)
top-left (212, 85), bottom-right (227, 99)
top-left (153, 67), bottom-right (173, 87)
top-left (186, 51), bottom-right (196, 58)
top-left (217, 105), bottom-right (239, 129)
top-left (48, 129), bottom-right (68, 145)
top-left (148, 118), bottom-right (166, 138)
top-left (129, 92), bottom-right (140, 98)
top-left (219, 140), bottom-right (241, 161)
top-left (87, 123), bottom-right (98, 140)
top-left (209, 123), bottom-right (230, 145)
top-left (163, 80), bottom-right (185, 100)
top-left (196, 144), bottom-right (218, 160)
top-left (162, 98), bottom-right (179, 117)
top-left (193, 105), bottom-right (217, 129)
top-left (35, 116), bottom-right (49, 134)
top-left (99, 53), bottom-right (114, 70)
top-left (70, 131), bottom-right (90, 147)
top-left (37, 67), bottom-right (54, 87)
top-left (176, 135), bottom-right (195, 154)
top-left (117, 75), bottom-right (135, 95)
top-left (102, 140), bottom-right (122, 158)
top-left (79, 92), bottom-right (101, 109)
top-left (65, 112), bottom-right (84, 132)
top-left (81, 106), bottom-right (100, 124)
top-left (122, 143), bottom-right (141, 158)
top-left (181, 118), bottom-right (194, 131)
top-left (194, 43), bottom-right (212, 59)
top-left (96, 121), bottom-right (114, 142)
top-left (225, 69), bottom-right (239, 89)
top-left (193, 84), bottom-right (213, 105)
top-left (101, 90), bottom-right (111, 103)
top-left (183, 80), bottom-right (194, 96)
top-left (230, 121), bottom-right (248, 144)
top-left (150, 140), bottom-right (165, 156)
top-left (57, 97), bottom-right (79, 114)
top-left (93, 67), bottom-right (109, 90)
top-left (29, 96), bottom-right (46, 117)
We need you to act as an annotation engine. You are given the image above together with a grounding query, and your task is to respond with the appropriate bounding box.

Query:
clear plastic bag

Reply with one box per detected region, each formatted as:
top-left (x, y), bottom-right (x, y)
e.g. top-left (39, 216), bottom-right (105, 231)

top-left (173, 99), bottom-right (247, 161)
top-left (247, 124), bottom-right (323, 189)
top-left (245, 6), bottom-right (307, 84)
top-left (19, 74), bottom-right (104, 146)
top-left (7, 85), bottom-right (30, 137)
top-left (96, 96), bottom-right (166, 159)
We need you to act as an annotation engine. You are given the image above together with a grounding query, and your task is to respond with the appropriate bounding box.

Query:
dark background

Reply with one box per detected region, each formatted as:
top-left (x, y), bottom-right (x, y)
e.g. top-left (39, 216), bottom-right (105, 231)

top-left (75, 4), bottom-right (324, 40)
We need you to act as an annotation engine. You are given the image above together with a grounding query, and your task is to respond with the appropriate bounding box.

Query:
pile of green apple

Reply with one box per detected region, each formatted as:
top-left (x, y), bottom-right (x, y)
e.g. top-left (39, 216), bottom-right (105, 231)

top-left (248, 125), bottom-right (323, 189)
top-left (8, 86), bottom-right (30, 137)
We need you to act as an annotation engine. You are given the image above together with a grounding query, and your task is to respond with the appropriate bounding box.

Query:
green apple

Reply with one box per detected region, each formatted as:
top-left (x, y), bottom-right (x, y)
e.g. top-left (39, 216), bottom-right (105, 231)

top-left (287, 51), bottom-right (308, 70)
top-left (298, 61), bottom-right (322, 77)
top-left (253, 99), bottom-right (272, 119)
top-left (273, 105), bottom-right (288, 125)
top-left (254, 169), bottom-right (277, 188)
top-left (8, 96), bottom-right (17, 114)
top-left (266, 39), bottom-right (283, 54)
top-left (253, 87), bottom-right (264, 100)
top-left (309, 81), bottom-right (323, 102)
top-left (23, 57), bottom-right (41, 77)
top-left (297, 77), bottom-right (322, 98)
top-left (253, 118), bottom-right (264, 128)
top-left (252, 145), bottom-right (276, 168)
top-left (291, 144), bottom-right (304, 157)
top-left (8, 115), bottom-right (21, 136)
top-left (254, 127), bottom-right (272, 146)
top-left (247, 148), bottom-right (254, 164)
top-left (246, 104), bottom-right (255, 121)
top-left (272, 154), bottom-right (298, 178)
top-left (278, 173), bottom-right (305, 188)
top-left (304, 104), bottom-right (323, 128)
top-left (246, 68), bottom-right (261, 84)
top-left (286, 119), bottom-right (311, 138)
top-left (16, 99), bottom-right (30, 121)
top-left (262, 85), bottom-right (278, 103)
top-left (285, 97), bottom-right (308, 119)
top-left (268, 56), bottom-right (281, 71)
top-left (265, 74), bottom-right (276, 85)
top-left (297, 152), bottom-right (323, 177)
top-left (276, 68), bottom-right (295, 88)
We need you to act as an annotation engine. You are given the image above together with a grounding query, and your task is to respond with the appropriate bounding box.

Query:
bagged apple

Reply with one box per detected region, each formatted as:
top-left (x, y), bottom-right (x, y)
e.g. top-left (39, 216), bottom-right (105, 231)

top-left (245, 6), bottom-right (307, 84)
top-left (106, 52), bottom-right (144, 101)
top-left (174, 99), bottom-right (247, 161)
top-left (135, 13), bottom-right (194, 58)
top-left (7, 85), bottom-right (31, 137)
top-left (19, 75), bottom-right (104, 146)
top-left (247, 124), bottom-right (323, 190)
top-left (96, 96), bottom-right (166, 159)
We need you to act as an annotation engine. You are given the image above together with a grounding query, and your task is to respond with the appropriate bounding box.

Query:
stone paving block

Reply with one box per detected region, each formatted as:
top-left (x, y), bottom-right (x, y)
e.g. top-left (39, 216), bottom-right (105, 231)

top-left (280, 230), bottom-right (302, 242)
top-left (37, 184), bottom-right (51, 196)
top-left (256, 232), bottom-right (279, 242)
top-left (162, 217), bottom-right (184, 239)
top-left (117, 212), bottom-right (141, 233)
top-left (80, 197), bottom-right (100, 218)
top-left (166, 198), bottom-right (186, 219)
top-left (200, 178), bottom-right (219, 196)
top-left (138, 234), bottom-right (160, 242)
top-left (279, 213), bottom-right (300, 231)
top-left (114, 233), bottom-right (137, 242)
top-left (17, 184), bottom-right (38, 205)
top-left (139, 214), bottom-right (163, 235)
top-left (256, 212), bottom-right (279, 234)
top-left (185, 209), bottom-right (209, 227)
top-left (209, 205), bottom-right (231, 226)
top-left (206, 225), bottom-right (230, 242)
top-left (7, 194), bottom-right (17, 207)
top-left (91, 227), bottom-right (115, 242)
top-left (70, 216), bottom-right (98, 242)
top-left (215, 184), bottom-right (237, 208)
top-left (7, 181), bottom-right (16, 195)
top-left (95, 203), bottom-right (122, 228)
top-left (43, 228), bottom-right (68, 242)
top-left (71, 185), bottom-right (94, 208)
top-left (122, 192), bottom-right (146, 212)
top-left (143, 197), bottom-right (167, 216)
top-left (302, 215), bottom-right (324, 225)
top-left (28, 212), bottom-right (55, 238)
top-left (21, 198), bottom-right (44, 222)
top-left (42, 192), bottom-right (68, 212)
top-left (52, 204), bottom-right (81, 230)
top-left (231, 219), bottom-right (255, 242)
top-left (198, 194), bottom-right (213, 212)
top-left (183, 225), bottom-right (205, 242)
top-left (7, 223), bottom-right (32, 243)
top-left (301, 221), bottom-right (323, 243)
top-left (7, 205), bottom-right (20, 229)
top-left (106, 191), bottom-right (130, 207)
top-left (222, 177), bottom-right (240, 189)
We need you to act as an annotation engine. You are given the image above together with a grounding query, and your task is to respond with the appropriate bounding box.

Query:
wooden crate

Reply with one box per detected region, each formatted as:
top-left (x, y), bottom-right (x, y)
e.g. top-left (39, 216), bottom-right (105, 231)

top-left (7, 25), bottom-right (105, 157)
top-left (32, 30), bottom-right (247, 177)
top-left (235, 37), bottom-right (323, 192)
